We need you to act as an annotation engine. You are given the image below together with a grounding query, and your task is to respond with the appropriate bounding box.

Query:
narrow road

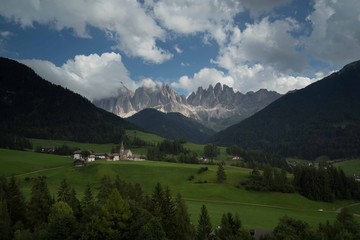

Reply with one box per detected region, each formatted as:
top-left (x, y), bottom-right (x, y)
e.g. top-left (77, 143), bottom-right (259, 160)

top-left (14, 166), bottom-right (64, 177)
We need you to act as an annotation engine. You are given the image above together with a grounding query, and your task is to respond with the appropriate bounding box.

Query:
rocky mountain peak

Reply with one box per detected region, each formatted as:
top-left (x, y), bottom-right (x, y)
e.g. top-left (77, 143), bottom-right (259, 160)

top-left (94, 82), bottom-right (282, 131)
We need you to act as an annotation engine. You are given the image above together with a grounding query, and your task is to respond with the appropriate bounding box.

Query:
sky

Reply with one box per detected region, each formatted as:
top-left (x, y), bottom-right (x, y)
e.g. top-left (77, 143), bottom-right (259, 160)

top-left (1, 0), bottom-right (360, 101)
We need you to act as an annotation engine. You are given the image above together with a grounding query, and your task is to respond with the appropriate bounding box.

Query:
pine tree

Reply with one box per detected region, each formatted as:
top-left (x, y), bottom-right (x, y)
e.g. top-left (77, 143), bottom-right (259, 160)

top-left (81, 184), bottom-right (96, 222)
top-left (161, 187), bottom-right (177, 239)
top-left (0, 200), bottom-right (12, 240)
top-left (99, 188), bottom-right (132, 239)
top-left (197, 205), bottom-right (212, 240)
top-left (150, 182), bottom-right (164, 218)
top-left (216, 163), bottom-right (226, 183)
top-left (47, 201), bottom-right (77, 240)
top-left (6, 175), bottom-right (27, 225)
top-left (57, 179), bottom-right (81, 218)
top-left (28, 176), bottom-right (53, 229)
top-left (174, 193), bottom-right (195, 240)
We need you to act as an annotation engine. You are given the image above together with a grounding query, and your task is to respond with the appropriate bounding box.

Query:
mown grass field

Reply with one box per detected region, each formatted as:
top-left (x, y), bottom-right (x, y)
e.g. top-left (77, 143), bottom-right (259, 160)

top-left (1, 148), bottom-right (356, 229)
top-left (333, 159), bottom-right (360, 176)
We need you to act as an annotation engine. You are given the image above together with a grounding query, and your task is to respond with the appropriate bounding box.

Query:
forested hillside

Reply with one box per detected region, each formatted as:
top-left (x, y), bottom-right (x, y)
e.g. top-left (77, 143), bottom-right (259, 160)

top-left (0, 58), bottom-right (137, 144)
top-left (213, 60), bottom-right (360, 159)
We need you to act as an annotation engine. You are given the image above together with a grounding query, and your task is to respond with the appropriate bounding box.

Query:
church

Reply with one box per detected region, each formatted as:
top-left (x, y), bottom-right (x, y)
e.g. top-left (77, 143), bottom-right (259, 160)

top-left (119, 141), bottom-right (133, 160)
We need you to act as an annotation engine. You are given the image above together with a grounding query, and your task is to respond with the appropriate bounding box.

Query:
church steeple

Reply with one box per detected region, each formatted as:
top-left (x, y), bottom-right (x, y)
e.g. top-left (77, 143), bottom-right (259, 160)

top-left (120, 141), bottom-right (124, 156)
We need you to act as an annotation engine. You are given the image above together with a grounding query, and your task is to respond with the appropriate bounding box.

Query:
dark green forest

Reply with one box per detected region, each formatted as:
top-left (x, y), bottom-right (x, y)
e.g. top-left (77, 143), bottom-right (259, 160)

top-left (1, 175), bottom-right (360, 240)
top-left (0, 57), bottom-right (137, 144)
top-left (213, 60), bottom-right (360, 160)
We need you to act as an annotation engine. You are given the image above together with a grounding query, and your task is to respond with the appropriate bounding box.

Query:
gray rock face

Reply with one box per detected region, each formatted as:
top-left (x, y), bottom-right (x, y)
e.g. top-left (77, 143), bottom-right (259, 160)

top-left (93, 82), bottom-right (282, 130)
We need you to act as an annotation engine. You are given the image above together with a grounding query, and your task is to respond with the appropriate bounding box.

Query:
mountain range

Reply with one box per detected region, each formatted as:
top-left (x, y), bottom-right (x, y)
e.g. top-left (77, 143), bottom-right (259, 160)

top-left (213, 60), bottom-right (360, 160)
top-left (93, 82), bottom-right (282, 131)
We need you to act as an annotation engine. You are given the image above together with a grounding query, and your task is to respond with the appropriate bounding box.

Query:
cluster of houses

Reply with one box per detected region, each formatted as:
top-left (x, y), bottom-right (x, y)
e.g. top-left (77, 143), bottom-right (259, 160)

top-left (73, 142), bottom-right (143, 167)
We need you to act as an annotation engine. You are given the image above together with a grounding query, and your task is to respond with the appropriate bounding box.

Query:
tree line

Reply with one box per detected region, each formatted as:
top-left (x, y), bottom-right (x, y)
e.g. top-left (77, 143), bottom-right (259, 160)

top-left (293, 164), bottom-right (360, 202)
top-left (226, 146), bottom-right (289, 170)
top-left (0, 175), bottom-right (254, 240)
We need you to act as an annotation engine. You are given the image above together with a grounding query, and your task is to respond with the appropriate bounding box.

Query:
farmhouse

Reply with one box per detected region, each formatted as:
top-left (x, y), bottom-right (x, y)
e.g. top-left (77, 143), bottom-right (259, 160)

top-left (87, 154), bottom-right (95, 162)
top-left (73, 150), bottom-right (82, 160)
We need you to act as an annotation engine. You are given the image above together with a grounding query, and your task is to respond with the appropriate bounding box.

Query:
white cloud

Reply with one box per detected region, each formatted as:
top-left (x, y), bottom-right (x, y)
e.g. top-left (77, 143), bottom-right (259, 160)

top-left (20, 52), bottom-right (136, 101)
top-left (0, 0), bottom-right (172, 63)
top-left (228, 64), bottom-right (314, 94)
top-left (151, 0), bottom-right (242, 45)
top-left (174, 45), bottom-right (183, 53)
top-left (173, 65), bottom-right (317, 94)
top-left (306, 0), bottom-right (360, 65)
top-left (171, 68), bottom-right (234, 93)
top-left (215, 17), bottom-right (307, 72)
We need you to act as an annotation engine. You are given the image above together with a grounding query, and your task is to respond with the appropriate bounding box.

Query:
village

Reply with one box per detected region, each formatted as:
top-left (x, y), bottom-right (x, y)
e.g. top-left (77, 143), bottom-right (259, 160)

top-left (73, 141), bottom-right (144, 167)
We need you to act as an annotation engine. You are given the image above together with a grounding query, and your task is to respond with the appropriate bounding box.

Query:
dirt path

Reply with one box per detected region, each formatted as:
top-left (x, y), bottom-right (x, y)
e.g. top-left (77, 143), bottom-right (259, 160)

top-left (184, 197), bottom-right (314, 212)
top-left (335, 202), bottom-right (360, 217)
top-left (14, 166), bottom-right (64, 177)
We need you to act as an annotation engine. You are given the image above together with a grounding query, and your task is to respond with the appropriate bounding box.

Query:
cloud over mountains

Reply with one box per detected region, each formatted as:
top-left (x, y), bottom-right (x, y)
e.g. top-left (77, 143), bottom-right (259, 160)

top-left (1, 0), bottom-right (359, 100)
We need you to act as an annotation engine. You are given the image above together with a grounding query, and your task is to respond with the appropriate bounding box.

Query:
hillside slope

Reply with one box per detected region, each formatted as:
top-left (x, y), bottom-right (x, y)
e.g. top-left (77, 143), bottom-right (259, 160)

top-left (213, 60), bottom-right (360, 159)
top-left (127, 108), bottom-right (215, 143)
top-left (0, 57), bottom-right (137, 143)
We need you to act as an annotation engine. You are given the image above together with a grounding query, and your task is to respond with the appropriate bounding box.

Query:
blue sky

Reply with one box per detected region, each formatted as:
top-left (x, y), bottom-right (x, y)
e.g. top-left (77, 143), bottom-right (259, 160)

top-left (1, 0), bottom-right (360, 100)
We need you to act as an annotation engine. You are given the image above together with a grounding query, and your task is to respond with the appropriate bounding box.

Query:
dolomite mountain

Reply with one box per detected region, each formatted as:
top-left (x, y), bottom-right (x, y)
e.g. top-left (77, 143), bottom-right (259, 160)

top-left (93, 82), bottom-right (282, 131)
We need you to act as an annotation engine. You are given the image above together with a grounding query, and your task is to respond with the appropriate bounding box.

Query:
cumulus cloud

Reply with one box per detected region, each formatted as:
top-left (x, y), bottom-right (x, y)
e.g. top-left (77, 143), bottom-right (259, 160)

top-left (215, 17), bottom-right (307, 72)
top-left (0, 0), bottom-right (172, 63)
top-left (20, 52), bottom-right (136, 101)
top-left (172, 65), bottom-right (317, 94)
top-left (151, 0), bottom-right (242, 45)
top-left (228, 64), bottom-right (314, 93)
top-left (305, 0), bottom-right (360, 65)
top-left (171, 68), bottom-right (234, 93)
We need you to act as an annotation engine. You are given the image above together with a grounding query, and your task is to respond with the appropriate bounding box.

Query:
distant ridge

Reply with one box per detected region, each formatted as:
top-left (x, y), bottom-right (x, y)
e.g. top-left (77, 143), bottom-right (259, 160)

top-left (94, 82), bottom-right (281, 131)
top-left (127, 108), bottom-right (215, 143)
top-left (212, 60), bottom-right (360, 159)
top-left (0, 57), bottom-right (138, 143)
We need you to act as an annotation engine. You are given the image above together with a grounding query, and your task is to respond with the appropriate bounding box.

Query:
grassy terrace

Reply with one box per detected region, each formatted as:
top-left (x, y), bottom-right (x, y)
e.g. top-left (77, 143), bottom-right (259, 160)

top-left (1, 148), bottom-right (357, 229)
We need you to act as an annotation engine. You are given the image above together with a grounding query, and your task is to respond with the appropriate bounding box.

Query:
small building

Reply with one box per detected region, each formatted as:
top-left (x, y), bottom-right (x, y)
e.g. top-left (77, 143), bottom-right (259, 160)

top-left (40, 146), bottom-right (56, 153)
top-left (73, 150), bottom-right (82, 160)
top-left (73, 159), bottom-right (85, 167)
top-left (107, 154), bottom-right (120, 161)
top-left (87, 155), bottom-right (95, 162)
top-left (95, 153), bottom-right (107, 160)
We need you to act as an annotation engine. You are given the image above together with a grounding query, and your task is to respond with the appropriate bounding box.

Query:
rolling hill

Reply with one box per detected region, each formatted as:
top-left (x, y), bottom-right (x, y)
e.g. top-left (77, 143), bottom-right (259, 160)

top-left (0, 57), bottom-right (138, 143)
top-left (212, 60), bottom-right (360, 159)
top-left (126, 108), bottom-right (215, 143)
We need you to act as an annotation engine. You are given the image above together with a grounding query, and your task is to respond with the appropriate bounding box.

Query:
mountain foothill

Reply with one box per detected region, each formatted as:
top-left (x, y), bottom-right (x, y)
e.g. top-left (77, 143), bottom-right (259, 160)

top-left (1, 57), bottom-right (360, 160)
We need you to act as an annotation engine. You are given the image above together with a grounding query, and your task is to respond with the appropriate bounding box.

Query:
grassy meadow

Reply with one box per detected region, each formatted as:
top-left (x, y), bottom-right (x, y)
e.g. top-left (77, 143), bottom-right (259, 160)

top-left (333, 159), bottom-right (360, 176)
top-left (0, 147), bottom-right (356, 229)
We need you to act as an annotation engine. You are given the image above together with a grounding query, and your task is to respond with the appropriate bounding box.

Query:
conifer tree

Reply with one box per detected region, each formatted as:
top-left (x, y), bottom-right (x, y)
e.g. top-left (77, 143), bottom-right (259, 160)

top-left (7, 175), bottom-right (27, 225)
top-left (174, 193), bottom-right (195, 240)
top-left (47, 201), bottom-right (77, 240)
top-left (0, 200), bottom-right (11, 240)
top-left (216, 163), bottom-right (226, 183)
top-left (197, 205), bottom-right (212, 240)
top-left (57, 179), bottom-right (81, 219)
top-left (150, 182), bottom-right (164, 218)
top-left (99, 188), bottom-right (132, 239)
top-left (81, 184), bottom-right (96, 222)
top-left (161, 187), bottom-right (177, 239)
top-left (28, 176), bottom-right (53, 228)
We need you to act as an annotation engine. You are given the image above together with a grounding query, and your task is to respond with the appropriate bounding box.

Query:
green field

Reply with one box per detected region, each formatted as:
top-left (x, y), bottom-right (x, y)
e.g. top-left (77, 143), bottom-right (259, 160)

top-left (1, 148), bottom-right (357, 230)
top-left (333, 159), bottom-right (360, 176)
